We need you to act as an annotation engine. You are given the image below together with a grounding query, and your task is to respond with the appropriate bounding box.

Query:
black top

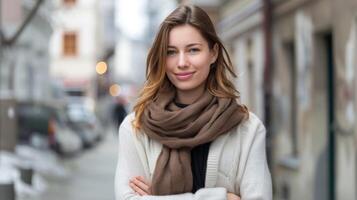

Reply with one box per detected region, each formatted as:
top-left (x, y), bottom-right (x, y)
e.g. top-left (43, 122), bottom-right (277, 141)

top-left (191, 142), bottom-right (211, 193)
top-left (174, 101), bottom-right (211, 193)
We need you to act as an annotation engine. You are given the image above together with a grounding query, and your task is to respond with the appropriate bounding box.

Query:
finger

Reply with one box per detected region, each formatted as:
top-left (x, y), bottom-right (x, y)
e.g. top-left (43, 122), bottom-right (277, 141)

top-left (132, 177), bottom-right (150, 193)
top-left (227, 193), bottom-right (240, 200)
top-left (129, 182), bottom-right (148, 196)
top-left (132, 177), bottom-right (150, 190)
top-left (136, 176), bottom-right (151, 186)
top-left (131, 177), bottom-right (150, 193)
top-left (135, 176), bottom-right (151, 193)
top-left (135, 176), bottom-right (150, 185)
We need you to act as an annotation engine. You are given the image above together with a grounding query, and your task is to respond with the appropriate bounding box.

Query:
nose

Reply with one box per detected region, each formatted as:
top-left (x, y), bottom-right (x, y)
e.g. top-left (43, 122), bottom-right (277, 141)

top-left (178, 52), bottom-right (188, 68)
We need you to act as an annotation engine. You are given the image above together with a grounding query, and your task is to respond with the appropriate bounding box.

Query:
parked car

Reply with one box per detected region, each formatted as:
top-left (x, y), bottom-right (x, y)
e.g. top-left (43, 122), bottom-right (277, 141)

top-left (49, 107), bottom-right (83, 155)
top-left (16, 102), bottom-right (82, 156)
top-left (17, 103), bottom-right (51, 148)
top-left (66, 107), bottom-right (97, 148)
top-left (66, 103), bottom-right (104, 144)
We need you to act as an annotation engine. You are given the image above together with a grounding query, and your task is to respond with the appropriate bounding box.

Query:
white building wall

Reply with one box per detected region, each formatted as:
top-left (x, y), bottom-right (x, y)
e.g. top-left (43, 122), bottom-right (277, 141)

top-left (218, 0), bottom-right (265, 120)
top-left (253, 31), bottom-right (265, 119)
top-left (115, 36), bottom-right (133, 82)
top-left (50, 0), bottom-right (99, 93)
top-left (12, 2), bottom-right (53, 103)
top-left (234, 30), bottom-right (265, 119)
top-left (235, 38), bottom-right (248, 104)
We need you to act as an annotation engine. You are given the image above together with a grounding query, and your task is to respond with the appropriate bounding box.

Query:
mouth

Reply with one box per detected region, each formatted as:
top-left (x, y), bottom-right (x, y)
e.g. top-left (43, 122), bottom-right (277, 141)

top-left (175, 72), bottom-right (195, 81)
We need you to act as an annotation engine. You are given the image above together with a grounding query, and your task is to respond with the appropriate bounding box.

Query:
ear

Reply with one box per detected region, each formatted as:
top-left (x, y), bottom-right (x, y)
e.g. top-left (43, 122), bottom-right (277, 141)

top-left (210, 43), bottom-right (219, 64)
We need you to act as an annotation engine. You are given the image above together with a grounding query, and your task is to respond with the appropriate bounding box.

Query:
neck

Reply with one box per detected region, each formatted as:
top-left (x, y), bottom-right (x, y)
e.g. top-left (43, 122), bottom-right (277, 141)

top-left (175, 87), bottom-right (206, 105)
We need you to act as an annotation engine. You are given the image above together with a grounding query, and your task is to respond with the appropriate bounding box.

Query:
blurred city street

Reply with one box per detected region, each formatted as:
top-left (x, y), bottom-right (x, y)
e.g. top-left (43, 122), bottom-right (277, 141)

top-left (1, 0), bottom-right (357, 200)
top-left (37, 129), bottom-right (117, 200)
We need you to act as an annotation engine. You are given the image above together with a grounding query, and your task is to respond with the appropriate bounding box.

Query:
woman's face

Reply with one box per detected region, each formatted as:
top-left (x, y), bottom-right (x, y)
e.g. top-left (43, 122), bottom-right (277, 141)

top-left (165, 25), bottom-right (217, 97)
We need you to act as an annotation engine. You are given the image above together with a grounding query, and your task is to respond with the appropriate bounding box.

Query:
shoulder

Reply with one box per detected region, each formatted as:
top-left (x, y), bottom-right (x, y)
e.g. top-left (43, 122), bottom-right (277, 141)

top-left (119, 112), bottom-right (135, 131)
top-left (217, 112), bottom-right (266, 148)
top-left (118, 112), bottom-right (149, 143)
top-left (118, 112), bottom-right (136, 140)
top-left (239, 112), bottom-right (265, 132)
top-left (236, 112), bottom-right (266, 138)
top-left (245, 112), bottom-right (265, 130)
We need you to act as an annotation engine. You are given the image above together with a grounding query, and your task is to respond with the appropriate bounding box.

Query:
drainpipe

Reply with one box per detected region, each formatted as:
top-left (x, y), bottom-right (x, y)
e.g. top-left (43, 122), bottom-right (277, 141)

top-left (0, 0), bottom-right (5, 147)
top-left (263, 0), bottom-right (273, 168)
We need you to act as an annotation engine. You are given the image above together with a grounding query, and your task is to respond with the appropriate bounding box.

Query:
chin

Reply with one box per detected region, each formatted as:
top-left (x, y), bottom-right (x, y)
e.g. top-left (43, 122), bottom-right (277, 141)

top-left (173, 83), bottom-right (197, 91)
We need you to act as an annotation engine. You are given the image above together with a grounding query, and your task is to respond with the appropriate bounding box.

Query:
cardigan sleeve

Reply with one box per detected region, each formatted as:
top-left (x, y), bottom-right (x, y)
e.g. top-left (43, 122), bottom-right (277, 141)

top-left (239, 120), bottom-right (273, 200)
top-left (114, 114), bottom-right (228, 200)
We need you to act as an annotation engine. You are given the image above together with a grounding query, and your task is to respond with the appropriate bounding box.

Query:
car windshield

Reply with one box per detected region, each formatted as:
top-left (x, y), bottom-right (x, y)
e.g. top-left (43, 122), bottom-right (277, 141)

top-left (67, 105), bottom-right (95, 123)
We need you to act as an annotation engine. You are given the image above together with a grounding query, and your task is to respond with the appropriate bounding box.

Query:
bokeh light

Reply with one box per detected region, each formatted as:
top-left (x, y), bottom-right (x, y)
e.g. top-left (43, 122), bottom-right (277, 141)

top-left (109, 84), bottom-right (121, 96)
top-left (96, 61), bottom-right (108, 75)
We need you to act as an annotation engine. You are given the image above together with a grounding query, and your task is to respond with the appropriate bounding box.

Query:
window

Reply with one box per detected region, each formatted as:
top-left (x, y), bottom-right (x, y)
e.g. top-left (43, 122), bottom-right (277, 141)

top-left (63, 0), bottom-right (76, 5)
top-left (246, 39), bottom-right (256, 109)
top-left (284, 41), bottom-right (298, 157)
top-left (63, 32), bottom-right (77, 56)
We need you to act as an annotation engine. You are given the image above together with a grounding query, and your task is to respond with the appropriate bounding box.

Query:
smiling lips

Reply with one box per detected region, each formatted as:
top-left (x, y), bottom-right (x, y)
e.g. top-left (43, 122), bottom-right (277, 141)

top-left (175, 72), bottom-right (195, 81)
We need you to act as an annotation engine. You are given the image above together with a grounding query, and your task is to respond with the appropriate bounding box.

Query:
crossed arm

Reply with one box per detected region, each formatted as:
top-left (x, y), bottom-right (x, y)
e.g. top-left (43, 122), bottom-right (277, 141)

top-left (129, 176), bottom-right (240, 200)
top-left (115, 115), bottom-right (271, 200)
top-left (115, 120), bottom-right (240, 200)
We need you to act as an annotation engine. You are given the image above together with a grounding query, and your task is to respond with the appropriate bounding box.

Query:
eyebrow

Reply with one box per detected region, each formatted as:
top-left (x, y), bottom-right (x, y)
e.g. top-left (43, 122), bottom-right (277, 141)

top-left (168, 43), bottom-right (203, 49)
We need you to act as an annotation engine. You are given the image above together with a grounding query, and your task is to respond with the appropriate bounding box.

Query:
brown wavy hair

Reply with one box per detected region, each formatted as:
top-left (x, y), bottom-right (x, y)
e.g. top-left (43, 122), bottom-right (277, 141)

top-left (132, 5), bottom-right (248, 130)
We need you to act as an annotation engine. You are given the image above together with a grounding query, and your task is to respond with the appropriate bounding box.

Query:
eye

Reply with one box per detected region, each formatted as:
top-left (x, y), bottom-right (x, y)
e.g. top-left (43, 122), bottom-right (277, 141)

top-left (188, 48), bottom-right (200, 54)
top-left (167, 49), bottom-right (176, 56)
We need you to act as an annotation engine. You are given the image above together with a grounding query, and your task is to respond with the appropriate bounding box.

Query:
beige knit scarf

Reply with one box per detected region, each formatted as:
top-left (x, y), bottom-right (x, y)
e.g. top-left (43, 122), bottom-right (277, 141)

top-left (141, 88), bottom-right (248, 195)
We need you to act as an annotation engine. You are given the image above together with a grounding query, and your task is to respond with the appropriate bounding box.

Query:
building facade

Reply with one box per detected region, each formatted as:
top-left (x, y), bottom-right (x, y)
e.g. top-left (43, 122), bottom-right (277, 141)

top-left (0, 0), bottom-right (53, 151)
top-left (217, 0), bottom-right (357, 199)
top-left (50, 0), bottom-right (100, 109)
top-left (218, 0), bottom-right (266, 119)
top-left (271, 0), bottom-right (357, 199)
top-left (1, 0), bottom-right (53, 102)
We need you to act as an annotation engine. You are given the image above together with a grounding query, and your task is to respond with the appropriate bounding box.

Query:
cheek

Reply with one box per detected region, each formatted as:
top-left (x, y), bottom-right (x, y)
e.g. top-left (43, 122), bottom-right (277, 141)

top-left (201, 67), bottom-right (211, 81)
top-left (200, 60), bottom-right (212, 81)
top-left (165, 58), bottom-right (175, 72)
top-left (193, 54), bottom-right (212, 69)
top-left (195, 59), bottom-right (211, 75)
top-left (164, 64), bottom-right (175, 81)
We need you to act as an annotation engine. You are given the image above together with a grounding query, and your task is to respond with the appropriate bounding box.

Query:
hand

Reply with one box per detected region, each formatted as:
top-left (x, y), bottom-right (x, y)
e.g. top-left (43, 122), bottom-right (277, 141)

top-left (227, 192), bottom-right (241, 200)
top-left (129, 176), bottom-right (151, 196)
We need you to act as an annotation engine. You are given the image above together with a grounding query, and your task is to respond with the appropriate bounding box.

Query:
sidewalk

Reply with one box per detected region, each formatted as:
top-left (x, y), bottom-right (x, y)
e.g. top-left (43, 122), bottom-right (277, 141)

top-left (36, 130), bottom-right (118, 200)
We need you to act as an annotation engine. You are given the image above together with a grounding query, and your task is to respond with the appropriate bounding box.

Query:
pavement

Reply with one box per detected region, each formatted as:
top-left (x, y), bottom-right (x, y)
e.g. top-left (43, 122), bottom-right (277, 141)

top-left (36, 130), bottom-right (118, 200)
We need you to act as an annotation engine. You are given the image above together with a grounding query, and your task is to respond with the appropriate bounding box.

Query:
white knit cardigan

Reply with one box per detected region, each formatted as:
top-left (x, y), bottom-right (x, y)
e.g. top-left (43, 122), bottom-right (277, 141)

top-left (115, 112), bottom-right (272, 200)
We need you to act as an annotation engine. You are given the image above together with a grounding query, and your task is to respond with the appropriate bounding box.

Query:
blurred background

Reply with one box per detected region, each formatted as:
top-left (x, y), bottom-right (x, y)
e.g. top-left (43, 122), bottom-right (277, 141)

top-left (0, 0), bottom-right (356, 200)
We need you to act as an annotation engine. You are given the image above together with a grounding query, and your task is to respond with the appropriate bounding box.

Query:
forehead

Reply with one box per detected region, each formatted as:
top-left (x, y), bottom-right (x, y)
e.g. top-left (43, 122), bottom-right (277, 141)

top-left (168, 24), bottom-right (207, 47)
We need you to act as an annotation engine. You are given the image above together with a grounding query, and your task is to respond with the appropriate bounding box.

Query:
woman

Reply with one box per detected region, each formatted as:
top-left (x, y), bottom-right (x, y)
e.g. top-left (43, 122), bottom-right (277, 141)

top-left (115, 5), bottom-right (272, 200)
